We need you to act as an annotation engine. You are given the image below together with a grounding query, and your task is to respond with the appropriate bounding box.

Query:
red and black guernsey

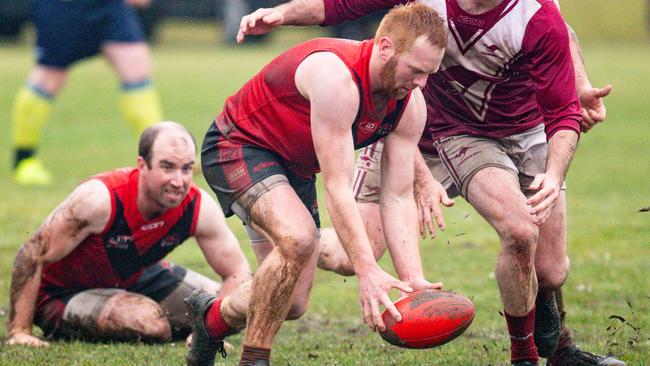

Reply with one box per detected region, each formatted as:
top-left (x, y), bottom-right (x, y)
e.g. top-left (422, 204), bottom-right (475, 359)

top-left (38, 168), bottom-right (201, 306)
top-left (214, 37), bottom-right (412, 179)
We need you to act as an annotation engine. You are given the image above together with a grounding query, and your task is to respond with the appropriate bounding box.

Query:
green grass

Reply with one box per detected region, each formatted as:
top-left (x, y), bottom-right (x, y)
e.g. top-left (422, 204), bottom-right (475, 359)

top-left (0, 22), bottom-right (649, 365)
top-left (561, 0), bottom-right (647, 41)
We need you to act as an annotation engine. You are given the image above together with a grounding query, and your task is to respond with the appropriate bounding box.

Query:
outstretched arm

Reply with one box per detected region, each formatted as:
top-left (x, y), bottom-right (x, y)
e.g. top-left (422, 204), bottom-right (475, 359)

top-left (554, 0), bottom-right (612, 131)
top-left (7, 180), bottom-right (110, 347)
top-left (237, 0), bottom-right (405, 42)
top-left (194, 189), bottom-right (252, 299)
top-left (237, 0), bottom-right (325, 43)
top-left (566, 26), bottom-right (612, 132)
top-left (296, 51), bottom-right (412, 332)
top-left (380, 89), bottom-right (444, 290)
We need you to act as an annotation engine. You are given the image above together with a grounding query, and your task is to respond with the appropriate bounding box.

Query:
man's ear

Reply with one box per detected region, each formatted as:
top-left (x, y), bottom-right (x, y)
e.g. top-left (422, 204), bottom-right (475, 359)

top-left (378, 36), bottom-right (395, 61)
top-left (137, 156), bottom-right (147, 171)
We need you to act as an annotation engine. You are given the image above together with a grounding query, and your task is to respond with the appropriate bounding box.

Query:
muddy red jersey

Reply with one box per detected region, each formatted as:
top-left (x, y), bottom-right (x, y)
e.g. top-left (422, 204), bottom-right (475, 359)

top-left (38, 168), bottom-right (201, 305)
top-left (214, 38), bottom-right (411, 178)
top-left (323, 0), bottom-right (582, 154)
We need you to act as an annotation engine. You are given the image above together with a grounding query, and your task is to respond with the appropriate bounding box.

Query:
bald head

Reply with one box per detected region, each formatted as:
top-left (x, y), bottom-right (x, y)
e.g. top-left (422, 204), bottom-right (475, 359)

top-left (139, 121), bottom-right (196, 168)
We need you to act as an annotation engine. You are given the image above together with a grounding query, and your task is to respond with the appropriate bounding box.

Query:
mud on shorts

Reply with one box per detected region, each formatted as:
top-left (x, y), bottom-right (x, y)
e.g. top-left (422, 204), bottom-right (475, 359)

top-left (354, 124), bottom-right (564, 204)
top-left (201, 122), bottom-right (320, 244)
top-left (35, 261), bottom-right (218, 339)
top-left (34, 0), bottom-right (145, 68)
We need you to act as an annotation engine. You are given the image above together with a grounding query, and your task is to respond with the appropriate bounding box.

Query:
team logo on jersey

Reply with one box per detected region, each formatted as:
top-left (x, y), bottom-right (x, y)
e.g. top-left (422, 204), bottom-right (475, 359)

top-left (481, 44), bottom-right (505, 60)
top-left (140, 221), bottom-right (165, 231)
top-left (359, 121), bottom-right (379, 133)
top-left (456, 15), bottom-right (485, 27)
top-left (160, 233), bottom-right (181, 248)
top-left (107, 235), bottom-right (134, 249)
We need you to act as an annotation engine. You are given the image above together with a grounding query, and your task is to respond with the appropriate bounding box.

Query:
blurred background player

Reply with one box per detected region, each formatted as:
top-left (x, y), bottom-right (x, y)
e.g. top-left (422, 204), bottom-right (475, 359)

top-left (10, 0), bottom-right (163, 186)
top-left (6, 122), bottom-right (251, 346)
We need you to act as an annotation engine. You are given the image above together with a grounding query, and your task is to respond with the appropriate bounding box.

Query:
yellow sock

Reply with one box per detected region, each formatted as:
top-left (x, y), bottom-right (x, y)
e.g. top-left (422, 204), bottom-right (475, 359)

top-left (120, 82), bottom-right (163, 135)
top-left (11, 85), bottom-right (53, 151)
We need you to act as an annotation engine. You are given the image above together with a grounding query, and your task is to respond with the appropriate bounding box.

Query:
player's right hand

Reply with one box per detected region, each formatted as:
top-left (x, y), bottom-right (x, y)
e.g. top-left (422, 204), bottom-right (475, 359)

top-left (6, 332), bottom-right (50, 347)
top-left (357, 267), bottom-right (413, 332)
top-left (237, 8), bottom-right (284, 43)
top-left (579, 84), bottom-right (612, 132)
top-left (414, 175), bottom-right (454, 239)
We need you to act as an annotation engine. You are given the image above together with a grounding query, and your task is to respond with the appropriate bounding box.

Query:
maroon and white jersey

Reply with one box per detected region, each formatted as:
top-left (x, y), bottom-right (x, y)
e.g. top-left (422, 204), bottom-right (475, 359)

top-left (323, 0), bottom-right (582, 154)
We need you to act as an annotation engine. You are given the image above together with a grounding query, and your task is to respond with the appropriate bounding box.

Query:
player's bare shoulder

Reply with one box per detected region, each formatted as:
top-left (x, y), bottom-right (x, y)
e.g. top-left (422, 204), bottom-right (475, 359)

top-left (195, 188), bottom-right (228, 238)
top-left (294, 51), bottom-right (358, 103)
top-left (54, 179), bottom-right (112, 235)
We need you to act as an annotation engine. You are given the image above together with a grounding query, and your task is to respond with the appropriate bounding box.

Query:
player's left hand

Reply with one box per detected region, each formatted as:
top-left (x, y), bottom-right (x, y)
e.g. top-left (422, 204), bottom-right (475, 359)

top-left (414, 176), bottom-right (454, 239)
top-left (237, 8), bottom-right (284, 43)
top-left (397, 277), bottom-right (443, 298)
top-left (579, 84), bottom-right (612, 132)
top-left (407, 277), bottom-right (444, 291)
top-left (527, 173), bottom-right (562, 225)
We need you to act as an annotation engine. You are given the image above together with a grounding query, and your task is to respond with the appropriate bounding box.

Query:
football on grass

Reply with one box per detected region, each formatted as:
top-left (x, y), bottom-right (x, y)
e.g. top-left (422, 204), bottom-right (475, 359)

top-left (380, 290), bottom-right (475, 349)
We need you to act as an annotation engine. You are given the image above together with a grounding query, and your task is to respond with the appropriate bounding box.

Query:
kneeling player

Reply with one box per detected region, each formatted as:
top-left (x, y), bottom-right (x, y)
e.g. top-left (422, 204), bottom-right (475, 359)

top-left (6, 122), bottom-right (251, 346)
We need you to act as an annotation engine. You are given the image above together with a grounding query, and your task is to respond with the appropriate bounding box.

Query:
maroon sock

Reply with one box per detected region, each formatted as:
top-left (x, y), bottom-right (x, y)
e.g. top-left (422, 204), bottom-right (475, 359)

top-left (239, 345), bottom-right (271, 365)
top-left (204, 299), bottom-right (237, 339)
top-left (505, 307), bottom-right (539, 363)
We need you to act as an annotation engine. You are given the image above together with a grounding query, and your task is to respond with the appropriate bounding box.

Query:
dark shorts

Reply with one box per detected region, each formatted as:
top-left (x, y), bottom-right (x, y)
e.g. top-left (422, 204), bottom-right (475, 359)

top-left (201, 122), bottom-right (320, 228)
top-left (35, 261), bottom-right (186, 338)
top-left (33, 0), bottom-right (145, 68)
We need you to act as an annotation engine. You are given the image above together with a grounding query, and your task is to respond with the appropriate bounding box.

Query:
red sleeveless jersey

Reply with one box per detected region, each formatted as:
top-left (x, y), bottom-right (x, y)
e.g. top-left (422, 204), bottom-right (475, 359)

top-left (214, 38), bottom-right (411, 178)
top-left (39, 168), bottom-right (201, 302)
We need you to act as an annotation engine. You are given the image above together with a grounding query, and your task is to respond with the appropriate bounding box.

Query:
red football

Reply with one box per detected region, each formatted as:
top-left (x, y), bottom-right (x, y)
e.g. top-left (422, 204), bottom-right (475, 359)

top-left (379, 290), bottom-right (475, 349)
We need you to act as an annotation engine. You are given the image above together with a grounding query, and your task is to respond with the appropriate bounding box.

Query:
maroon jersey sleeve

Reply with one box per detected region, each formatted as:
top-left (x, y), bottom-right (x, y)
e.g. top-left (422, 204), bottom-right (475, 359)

top-left (323, 0), bottom-right (411, 25)
top-left (522, 2), bottom-right (581, 140)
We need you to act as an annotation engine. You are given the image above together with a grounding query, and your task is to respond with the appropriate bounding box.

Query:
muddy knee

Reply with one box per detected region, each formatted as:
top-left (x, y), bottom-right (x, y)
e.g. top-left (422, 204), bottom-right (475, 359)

top-left (99, 291), bottom-right (171, 342)
top-left (62, 289), bottom-right (171, 342)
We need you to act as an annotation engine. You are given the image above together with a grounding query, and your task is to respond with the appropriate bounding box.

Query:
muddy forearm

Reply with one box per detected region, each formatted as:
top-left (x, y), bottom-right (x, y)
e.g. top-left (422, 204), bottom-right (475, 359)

top-left (8, 242), bottom-right (46, 336)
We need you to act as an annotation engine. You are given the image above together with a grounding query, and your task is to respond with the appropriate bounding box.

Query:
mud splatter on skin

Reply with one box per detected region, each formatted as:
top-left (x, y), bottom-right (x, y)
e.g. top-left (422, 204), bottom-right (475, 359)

top-left (93, 293), bottom-right (170, 342)
top-left (244, 195), bottom-right (316, 347)
top-left (497, 240), bottom-right (537, 315)
top-left (8, 197), bottom-right (90, 331)
top-left (8, 240), bottom-right (43, 328)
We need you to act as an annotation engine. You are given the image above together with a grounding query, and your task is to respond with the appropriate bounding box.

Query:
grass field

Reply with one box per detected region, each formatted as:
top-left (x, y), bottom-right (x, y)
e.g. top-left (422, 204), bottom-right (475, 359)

top-left (0, 21), bottom-right (649, 365)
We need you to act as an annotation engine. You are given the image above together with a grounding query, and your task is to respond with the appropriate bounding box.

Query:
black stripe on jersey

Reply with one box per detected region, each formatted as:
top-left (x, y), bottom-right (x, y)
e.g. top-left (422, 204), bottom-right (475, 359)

top-left (349, 69), bottom-right (364, 146)
top-left (103, 195), bottom-right (138, 281)
top-left (138, 195), bottom-right (197, 266)
top-left (103, 194), bottom-right (198, 281)
top-left (355, 97), bottom-right (408, 149)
